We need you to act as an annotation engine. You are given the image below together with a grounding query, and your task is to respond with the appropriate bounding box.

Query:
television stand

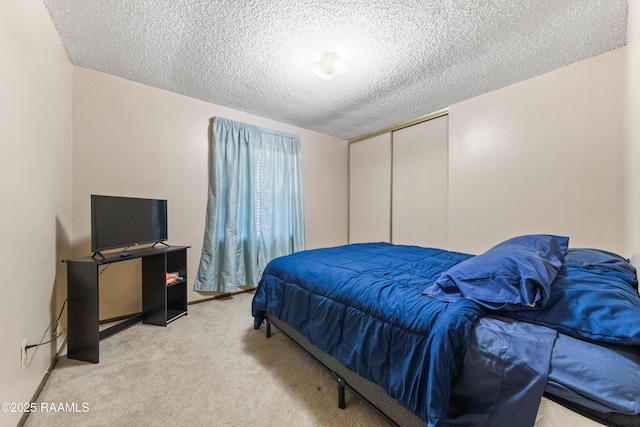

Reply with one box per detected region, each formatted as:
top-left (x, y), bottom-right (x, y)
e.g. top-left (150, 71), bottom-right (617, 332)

top-left (64, 245), bottom-right (190, 363)
top-left (152, 241), bottom-right (170, 248)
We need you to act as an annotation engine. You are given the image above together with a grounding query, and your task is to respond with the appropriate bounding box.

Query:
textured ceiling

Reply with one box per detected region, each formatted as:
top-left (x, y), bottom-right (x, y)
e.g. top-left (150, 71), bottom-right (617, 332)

top-left (44, 0), bottom-right (627, 140)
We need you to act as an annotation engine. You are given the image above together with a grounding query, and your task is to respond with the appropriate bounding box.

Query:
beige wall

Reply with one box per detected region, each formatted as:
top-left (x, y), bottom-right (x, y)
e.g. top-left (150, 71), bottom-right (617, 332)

top-left (625, 1), bottom-right (640, 264)
top-left (449, 48), bottom-right (625, 255)
top-left (72, 67), bottom-right (348, 316)
top-left (0, 0), bottom-right (73, 424)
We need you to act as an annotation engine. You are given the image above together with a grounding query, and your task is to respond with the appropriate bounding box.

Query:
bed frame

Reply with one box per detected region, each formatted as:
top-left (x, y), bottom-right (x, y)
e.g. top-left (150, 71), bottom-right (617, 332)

top-left (265, 312), bottom-right (424, 426)
top-left (263, 312), bottom-right (640, 427)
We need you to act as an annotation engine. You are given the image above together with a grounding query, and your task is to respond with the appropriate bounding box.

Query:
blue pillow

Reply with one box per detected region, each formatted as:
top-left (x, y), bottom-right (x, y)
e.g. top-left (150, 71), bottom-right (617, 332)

top-left (563, 248), bottom-right (638, 290)
top-left (423, 234), bottom-right (569, 311)
top-left (508, 249), bottom-right (640, 345)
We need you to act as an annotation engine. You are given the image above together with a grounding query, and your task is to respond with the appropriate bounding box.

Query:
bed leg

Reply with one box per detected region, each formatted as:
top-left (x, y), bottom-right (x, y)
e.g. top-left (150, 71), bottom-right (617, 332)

top-left (337, 377), bottom-right (346, 409)
top-left (266, 320), bottom-right (272, 338)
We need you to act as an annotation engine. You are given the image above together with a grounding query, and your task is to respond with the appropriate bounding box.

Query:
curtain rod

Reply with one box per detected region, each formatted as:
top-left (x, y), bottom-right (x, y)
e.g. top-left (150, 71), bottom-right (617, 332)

top-left (347, 107), bottom-right (449, 144)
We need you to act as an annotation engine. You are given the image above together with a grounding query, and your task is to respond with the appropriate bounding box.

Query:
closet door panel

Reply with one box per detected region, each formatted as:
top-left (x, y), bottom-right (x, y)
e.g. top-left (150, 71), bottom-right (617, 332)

top-left (349, 133), bottom-right (392, 243)
top-left (392, 116), bottom-right (448, 248)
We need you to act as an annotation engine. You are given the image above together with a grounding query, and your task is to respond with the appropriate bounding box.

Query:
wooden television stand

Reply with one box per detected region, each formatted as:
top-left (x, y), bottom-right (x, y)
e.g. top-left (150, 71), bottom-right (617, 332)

top-left (64, 245), bottom-right (190, 363)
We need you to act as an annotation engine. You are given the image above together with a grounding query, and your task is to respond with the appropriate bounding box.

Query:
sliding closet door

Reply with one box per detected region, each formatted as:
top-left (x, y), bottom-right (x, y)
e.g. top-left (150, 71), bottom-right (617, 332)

top-left (392, 115), bottom-right (448, 248)
top-left (349, 133), bottom-right (391, 243)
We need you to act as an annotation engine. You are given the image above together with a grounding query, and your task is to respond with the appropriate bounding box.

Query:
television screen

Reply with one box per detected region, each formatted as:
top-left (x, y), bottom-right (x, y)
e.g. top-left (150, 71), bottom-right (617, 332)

top-left (91, 195), bottom-right (168, 253)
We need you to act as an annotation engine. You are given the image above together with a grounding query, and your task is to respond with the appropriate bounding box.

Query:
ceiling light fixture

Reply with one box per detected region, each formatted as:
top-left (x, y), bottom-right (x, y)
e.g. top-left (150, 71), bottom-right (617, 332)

top-left (309, 51), bottom-right (351, 81)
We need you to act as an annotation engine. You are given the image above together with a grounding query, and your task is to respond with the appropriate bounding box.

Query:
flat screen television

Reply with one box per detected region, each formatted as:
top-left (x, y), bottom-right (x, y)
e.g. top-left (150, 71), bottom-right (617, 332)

top-left (91, 195), bottom-right (168, 256)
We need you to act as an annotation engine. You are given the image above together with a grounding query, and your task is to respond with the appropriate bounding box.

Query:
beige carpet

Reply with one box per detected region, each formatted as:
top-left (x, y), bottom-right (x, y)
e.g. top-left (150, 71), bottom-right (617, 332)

top-left (24, 292), bottom-right (388, 427)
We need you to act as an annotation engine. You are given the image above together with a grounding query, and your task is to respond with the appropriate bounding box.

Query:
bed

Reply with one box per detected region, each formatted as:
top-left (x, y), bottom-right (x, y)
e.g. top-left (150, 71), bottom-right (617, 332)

top-left (251, 235), bottom-right (640, 427)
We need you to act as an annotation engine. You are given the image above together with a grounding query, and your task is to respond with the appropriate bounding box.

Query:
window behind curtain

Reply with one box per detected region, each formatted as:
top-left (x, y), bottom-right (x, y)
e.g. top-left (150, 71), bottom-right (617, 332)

top-left (194, 117), bottom-right (304, 293)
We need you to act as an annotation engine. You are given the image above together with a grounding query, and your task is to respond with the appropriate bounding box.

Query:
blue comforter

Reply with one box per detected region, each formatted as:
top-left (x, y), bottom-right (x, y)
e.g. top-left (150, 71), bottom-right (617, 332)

top-left (252, 242), bottom-right (485, 425)
top-left (252, 239), bottom-right (640, 426)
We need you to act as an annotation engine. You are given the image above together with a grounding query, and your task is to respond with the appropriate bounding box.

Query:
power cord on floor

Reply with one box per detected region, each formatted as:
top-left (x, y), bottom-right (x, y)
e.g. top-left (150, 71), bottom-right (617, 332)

top-left (26, 299), bottom-right (67, 350)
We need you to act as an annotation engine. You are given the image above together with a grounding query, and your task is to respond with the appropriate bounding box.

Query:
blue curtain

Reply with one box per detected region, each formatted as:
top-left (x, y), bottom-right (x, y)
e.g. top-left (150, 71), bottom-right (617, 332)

top-left (194, 117), bottom-right (305, 292)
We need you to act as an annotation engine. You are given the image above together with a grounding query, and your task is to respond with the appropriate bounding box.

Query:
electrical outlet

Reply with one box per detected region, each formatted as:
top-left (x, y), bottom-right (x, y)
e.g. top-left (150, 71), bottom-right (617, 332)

top-left (20, 339), bottom-right (28, 367)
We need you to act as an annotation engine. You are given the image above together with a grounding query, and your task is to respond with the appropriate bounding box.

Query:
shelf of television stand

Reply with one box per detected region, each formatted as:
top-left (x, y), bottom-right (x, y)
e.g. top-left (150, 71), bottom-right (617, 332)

top-left (142, 247), bottom-right (189, 327)
top-left (165, 277), bottom-right (188, 324)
